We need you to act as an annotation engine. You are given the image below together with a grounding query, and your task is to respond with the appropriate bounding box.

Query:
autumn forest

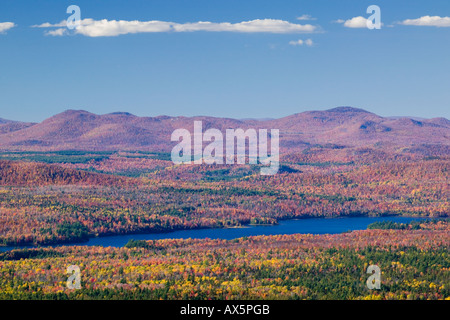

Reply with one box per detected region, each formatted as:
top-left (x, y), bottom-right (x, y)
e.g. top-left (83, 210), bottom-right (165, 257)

top-left (0, 108), bottom-right (448, 300)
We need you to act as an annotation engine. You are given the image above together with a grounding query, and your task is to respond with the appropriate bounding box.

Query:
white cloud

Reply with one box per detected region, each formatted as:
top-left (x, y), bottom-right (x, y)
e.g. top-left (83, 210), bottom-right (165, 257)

top-left (335, 16), bottom-right (384, 29)
top-left (45, 28), bottom-right (67, 36)
top-left (340, 16), bottom-right (369, 28)
top-left (399, 15), bottom-right (450, 27)
top-left (77, 19), bottom-right (173, 37)
top-left (289, 39), bottom-right (304, 46)
top-left (173, 19), bottom-right (316, 33)
top-left (32, 21), bottom-right (67, 28)
top-left (289, 38), bottom-right (314, 46)
top-left (296, 14), bottom-right (316, 21)
top-left (35, 18), bottom-right (318, 37)
top-left (0, 22), bottom-right (15, 34)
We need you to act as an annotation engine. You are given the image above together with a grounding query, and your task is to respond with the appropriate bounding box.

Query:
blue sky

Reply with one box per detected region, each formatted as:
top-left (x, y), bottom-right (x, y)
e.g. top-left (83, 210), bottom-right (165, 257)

top-left (1, 0), bottom-right (449, 122)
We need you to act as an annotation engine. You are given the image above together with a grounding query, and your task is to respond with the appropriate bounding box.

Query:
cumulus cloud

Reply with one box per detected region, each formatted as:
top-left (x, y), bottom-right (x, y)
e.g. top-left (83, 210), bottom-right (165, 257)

top-left (32, 21), bottom-right (67, 28)
top-left (338, 16), bottom-right (369, 28)
top-left (0, 22), bottom-right (15, 34)
top-left (35, 18), bottom-right (318, 37)
top-left (305, 39), bottom-right (314, 46)
top-left (399, 15), bottom-right (450, 27)
top-left (289, 38), bottom-right (314, 46)
top-left (335, 16), bottom-right (383, 29)
top-left (296, 14), bottom-right (316, 21)
top-left (289, 39), bottom-right (303, 46)
top-left (45, 28), bottom-right (68, 36)
top-left (77, 19), bottom-right (173, 37)
top-left (172, 19), bottom-right (316, 33)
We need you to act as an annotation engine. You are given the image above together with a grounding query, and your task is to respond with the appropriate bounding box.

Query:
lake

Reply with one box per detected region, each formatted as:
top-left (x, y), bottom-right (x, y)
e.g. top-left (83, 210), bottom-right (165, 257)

top-left (0, 216), bottom-right (435, 252)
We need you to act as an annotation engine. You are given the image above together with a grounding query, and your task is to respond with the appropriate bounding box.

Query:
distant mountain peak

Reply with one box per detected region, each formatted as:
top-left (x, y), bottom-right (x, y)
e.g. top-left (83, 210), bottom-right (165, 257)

top-left (326, 106), bottom-right (371, 113)
top-left (1, 107), bottom-right (448, 152)
top-left (0, 118), bottom-right (14, 124)
top-left (107, 112), bottom-right (135, 116)
top-left (61, 109), bottom-right (93, 115)
top-left (46, 109), bottom-right (96, 120)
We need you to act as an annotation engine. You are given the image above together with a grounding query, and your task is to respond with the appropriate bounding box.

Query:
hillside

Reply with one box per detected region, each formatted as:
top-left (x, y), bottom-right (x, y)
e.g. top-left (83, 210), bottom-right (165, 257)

top-left (1, 221), bottom-right (449, 300)
top-left (0, 118), bottom-right (35, 135)
top-left (0, 107), bottom-right (448, 247)
top-left (0, 107), bottom-right (448, 153)
top-left (0, 160), bottom-right (132, 186)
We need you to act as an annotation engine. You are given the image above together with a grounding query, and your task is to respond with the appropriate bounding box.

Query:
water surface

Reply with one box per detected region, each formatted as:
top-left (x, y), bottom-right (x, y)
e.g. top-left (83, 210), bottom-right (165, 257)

top-left (0, 216), bottom-right (434, 252)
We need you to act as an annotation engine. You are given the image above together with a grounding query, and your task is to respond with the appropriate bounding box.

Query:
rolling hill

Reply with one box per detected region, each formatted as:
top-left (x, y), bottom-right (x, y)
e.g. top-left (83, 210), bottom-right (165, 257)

top-left (0, 160), bottom-right (132, 186)
top-left (0, 107), bottom-right (448, 154)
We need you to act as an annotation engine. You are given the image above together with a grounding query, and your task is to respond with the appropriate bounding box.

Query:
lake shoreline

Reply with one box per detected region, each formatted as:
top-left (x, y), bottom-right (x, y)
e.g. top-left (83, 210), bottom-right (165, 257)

top-left (0, 214), bottom-right (442, 252)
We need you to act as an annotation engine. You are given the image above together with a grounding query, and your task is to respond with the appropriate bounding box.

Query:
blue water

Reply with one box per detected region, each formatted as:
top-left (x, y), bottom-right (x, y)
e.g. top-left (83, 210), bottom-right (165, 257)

top-left (0, 216), bottom-right (435, 252)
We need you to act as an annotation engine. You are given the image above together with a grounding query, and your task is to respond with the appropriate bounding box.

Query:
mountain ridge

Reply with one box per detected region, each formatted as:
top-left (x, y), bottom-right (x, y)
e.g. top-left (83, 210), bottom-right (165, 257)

top-left (0, 107), bottom-right (448, 152)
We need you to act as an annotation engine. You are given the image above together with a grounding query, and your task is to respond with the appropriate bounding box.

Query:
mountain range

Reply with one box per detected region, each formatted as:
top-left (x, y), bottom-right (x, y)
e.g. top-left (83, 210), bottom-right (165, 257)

top-left (0, 107), bottom-right (448, 153)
